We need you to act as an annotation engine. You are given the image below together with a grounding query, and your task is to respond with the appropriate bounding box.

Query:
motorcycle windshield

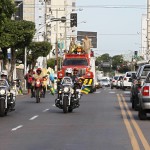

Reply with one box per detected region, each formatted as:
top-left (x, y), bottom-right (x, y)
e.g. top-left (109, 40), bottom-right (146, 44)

top-left (61, 77), bottom-right (73, 86)
top-left (0, 80), bottom-right (9, 88)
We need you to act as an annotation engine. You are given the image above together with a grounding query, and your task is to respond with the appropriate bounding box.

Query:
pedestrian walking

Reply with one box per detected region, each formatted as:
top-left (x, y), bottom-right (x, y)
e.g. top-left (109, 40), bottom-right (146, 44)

top-left (24, 69), bottom-right (33, 94)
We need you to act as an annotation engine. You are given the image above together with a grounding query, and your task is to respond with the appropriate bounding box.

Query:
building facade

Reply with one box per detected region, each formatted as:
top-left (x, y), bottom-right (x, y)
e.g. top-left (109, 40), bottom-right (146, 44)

top-left (15, 0), bottom-right (76, 67)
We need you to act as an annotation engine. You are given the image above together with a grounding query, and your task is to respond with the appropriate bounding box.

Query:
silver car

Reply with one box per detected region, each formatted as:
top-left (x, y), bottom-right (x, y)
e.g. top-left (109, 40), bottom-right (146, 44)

top-left (138, 72), bottom-right (150, 120)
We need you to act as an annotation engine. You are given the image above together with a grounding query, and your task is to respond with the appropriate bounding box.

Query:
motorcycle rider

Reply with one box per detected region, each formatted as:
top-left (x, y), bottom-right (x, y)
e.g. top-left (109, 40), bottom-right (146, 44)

top-left (0, 70), bottom-right (15, 110)
top-left (33, 68), bottom-right (46, 97)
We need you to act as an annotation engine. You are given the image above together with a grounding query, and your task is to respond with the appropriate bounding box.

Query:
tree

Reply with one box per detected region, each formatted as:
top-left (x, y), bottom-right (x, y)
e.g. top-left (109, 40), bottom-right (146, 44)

top-left (96, 53), bottom-right (112, 74)
top-left (0, 20), bottom-right (35, 80)
top-left (47, 58), bottom-right (55, 70)
top-left (112, 55), bottom-right (124, 70)
top-left (27, 41), bottom-right (52, 69)
top-left (47, 57), bottom-right (62, 70)
top-left (0, 0), bottom-right (16, 32)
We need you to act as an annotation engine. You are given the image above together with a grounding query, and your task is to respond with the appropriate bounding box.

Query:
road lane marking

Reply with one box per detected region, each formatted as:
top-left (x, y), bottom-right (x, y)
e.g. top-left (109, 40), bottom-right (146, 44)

top-left (124, 91), bottom-right (130, 94)
top-left (11, 125), bottom-right (23, 131)
top-left (109, 91), bottom-right (115, 93)
top-left (117, 94), bottom-right (140, 150)
top-left (121, 94), bottom-right (150, 150)
top-left (52, 104), bottom-right (55, 107)
top-left (29, 115), bottom-right (39, 121)
top-left (43, 108), bottom-right (50, 112)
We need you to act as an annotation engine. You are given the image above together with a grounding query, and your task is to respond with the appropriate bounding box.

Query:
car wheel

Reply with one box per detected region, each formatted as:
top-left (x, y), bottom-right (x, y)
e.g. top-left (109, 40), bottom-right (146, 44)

top-left (138, 108), bottom-right (147, 120)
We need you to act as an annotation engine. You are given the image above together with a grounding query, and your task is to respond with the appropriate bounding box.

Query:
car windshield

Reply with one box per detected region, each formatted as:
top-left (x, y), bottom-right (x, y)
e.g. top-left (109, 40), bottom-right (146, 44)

top-left (100, 79), bottom-right (108, 82)
top-left (63, 58), bottom-right (88, 66)
top-left (141, 67), bottom-right (150, 77)
top-left (114, 76), bottom-right (119, 80)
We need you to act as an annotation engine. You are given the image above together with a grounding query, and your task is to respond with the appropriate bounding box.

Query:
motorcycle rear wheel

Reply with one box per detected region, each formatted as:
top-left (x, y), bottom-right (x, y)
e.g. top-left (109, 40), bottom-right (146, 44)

top-left (63, 96), bottom-right (68, 113)
top-left (36, 88), bottom-right (40, 103)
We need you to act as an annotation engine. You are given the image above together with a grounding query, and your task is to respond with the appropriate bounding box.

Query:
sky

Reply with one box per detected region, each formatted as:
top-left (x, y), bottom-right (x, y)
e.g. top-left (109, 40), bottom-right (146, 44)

top-left (76, 0), bottom-right (147, 56)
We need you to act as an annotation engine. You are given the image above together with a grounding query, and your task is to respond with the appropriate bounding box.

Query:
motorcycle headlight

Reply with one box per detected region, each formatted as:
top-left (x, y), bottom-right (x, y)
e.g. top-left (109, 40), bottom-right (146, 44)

top-left (64, 87), bottom-right (69, 92)
top-left (0, 89), bottom-right (6, 95)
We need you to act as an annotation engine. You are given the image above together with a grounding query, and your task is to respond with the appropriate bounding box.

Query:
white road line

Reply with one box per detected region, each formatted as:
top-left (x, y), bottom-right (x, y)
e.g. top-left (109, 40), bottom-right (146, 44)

top-left (52, 104), bottom-right (56, 107)
top-left (109, 91), bottom-right (116, 94)
top-left (124, 91), bottom-right (130, 94)
top-left (29, 115), bottom-right (39, 121)
top-left (11, 125), bottom-right (23, 131)
top-left (43, 108), bottom-right (50, 112)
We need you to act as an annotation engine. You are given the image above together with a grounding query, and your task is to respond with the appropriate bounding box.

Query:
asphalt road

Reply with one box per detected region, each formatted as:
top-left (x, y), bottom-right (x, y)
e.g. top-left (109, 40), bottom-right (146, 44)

top-left (0, 87), bottom-right (150, 150)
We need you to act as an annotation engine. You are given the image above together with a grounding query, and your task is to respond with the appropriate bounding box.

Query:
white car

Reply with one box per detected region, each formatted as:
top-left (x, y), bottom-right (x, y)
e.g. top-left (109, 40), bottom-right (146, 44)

top-left (111, 76), bottom-right (119, 89)
top-left (122, 71), bottom-right (136, 90)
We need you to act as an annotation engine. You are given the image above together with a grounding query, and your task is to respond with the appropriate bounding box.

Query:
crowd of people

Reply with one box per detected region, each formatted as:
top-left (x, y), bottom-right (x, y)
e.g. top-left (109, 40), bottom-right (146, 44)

top-left (24, 68), bottom-right (55, 98)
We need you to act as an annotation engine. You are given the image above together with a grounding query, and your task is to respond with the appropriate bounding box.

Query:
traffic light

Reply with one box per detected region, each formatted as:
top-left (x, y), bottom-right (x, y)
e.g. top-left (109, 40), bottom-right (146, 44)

top-left (134, 51), bottom-right (138, 58)
top-left (70, 13), bottom-right (77, 27)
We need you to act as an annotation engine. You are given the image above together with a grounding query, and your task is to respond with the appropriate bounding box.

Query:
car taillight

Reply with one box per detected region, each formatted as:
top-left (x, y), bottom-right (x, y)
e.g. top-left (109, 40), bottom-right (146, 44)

top-left (142, 86), bottom-right (149, 96)
top-left (113, 80), bottom-right (115, 82)
top-left (124, 78), bottom-right (127, 80)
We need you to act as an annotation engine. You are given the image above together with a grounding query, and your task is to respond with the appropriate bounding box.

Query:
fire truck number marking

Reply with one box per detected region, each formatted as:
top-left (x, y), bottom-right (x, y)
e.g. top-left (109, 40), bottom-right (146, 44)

top-left (83, 79), bottom-right (93, 85)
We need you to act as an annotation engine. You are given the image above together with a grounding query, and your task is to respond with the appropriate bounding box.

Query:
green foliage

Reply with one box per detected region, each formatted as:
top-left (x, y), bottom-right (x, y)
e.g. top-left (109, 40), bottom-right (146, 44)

top-left (0, 20), bottom-right (35, 49)
top-left (28, 41), bottom-right (52, 58)
top-left (47, 58), bottom-right (55, 69)
top-left (47, 57), bottom-right (62, 70)
top-left (112, 55), bottom-right (124, 70)
top-left (96, 53), bottom-right (130, 73)
top-left (0, 0), bottom-right (16, 32)
top-left (27, 41), bottom-right (52, 68)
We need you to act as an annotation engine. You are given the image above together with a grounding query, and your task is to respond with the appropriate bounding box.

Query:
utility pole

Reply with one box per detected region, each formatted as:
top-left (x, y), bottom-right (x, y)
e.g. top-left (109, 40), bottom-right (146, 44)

top-left (147, 0), bottom-right (150, 60)
top-left (64, 0), bottom-right (67, 50)
top-left (55, 9), bottom-right (59, 73)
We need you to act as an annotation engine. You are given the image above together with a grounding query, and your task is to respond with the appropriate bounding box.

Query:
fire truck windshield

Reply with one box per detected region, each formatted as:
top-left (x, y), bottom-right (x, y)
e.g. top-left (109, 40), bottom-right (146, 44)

top-left (63, 58), bottom-right (88, 66)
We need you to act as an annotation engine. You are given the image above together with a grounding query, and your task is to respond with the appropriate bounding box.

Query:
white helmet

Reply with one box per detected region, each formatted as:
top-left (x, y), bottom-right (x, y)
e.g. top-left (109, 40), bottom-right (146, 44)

top-left (65, 68), bottom-right (72, 74)
top-left (1, 70), bottom-right (8, 77)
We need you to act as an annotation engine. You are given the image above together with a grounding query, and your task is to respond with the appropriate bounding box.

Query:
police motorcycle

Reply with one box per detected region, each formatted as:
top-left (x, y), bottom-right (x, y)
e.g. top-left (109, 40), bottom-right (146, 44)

top-left (55, 76), bottom-right (80, 113)
top-left (0, 79), bottom-right (16, 117)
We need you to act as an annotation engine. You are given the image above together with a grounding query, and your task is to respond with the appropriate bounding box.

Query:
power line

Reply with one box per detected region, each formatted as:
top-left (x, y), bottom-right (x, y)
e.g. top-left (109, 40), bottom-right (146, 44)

top-left (98, 34), bottom-right (140, 36)
top-left (23, 4), bottom-right (147, 9)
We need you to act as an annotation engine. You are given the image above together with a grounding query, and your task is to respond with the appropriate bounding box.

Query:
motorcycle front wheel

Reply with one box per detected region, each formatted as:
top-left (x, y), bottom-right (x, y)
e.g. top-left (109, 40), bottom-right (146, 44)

top-left (0, 99), bottom-right (6, 117)
top-left (36, 88), bottom-right (40, 103)
top-left (63, 96), bottom-right (68, 113)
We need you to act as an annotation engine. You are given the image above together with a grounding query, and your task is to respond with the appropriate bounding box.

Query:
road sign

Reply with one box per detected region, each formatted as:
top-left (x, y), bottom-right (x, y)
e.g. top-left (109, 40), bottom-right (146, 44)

top-left (77, 31), bottom-right (97, 48)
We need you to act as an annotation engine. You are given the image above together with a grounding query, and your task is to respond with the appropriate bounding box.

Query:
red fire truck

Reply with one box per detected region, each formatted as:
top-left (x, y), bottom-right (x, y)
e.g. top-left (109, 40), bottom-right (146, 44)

top-left (57, 52), bottom-right (96, 92)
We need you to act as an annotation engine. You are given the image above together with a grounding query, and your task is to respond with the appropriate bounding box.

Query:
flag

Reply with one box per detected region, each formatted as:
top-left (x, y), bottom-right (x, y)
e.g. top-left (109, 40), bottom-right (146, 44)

top-left (81, 86), bottom-right (90, 94)
top-left (48, 85), bottom-right (55, 95)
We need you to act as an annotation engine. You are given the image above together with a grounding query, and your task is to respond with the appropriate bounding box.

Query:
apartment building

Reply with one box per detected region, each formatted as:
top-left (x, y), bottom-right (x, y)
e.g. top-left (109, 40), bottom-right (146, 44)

top-left (15, 0), bottom-right (76, 67)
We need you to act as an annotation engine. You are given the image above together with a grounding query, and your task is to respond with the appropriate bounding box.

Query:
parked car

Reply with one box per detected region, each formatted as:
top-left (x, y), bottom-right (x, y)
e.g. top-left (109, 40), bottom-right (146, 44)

top-left (116, 76), bottom-right (124, 89)
top-left (122, 71), bottom-right (136, 90)
top-left (138, 72), bottom-right (150, 120)
top-left (130, 64), bottom-right (150, 110)
top-left (99, 79), bottom-right (110, 87)
top-left (110, 76), bottom-right (119, 89)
